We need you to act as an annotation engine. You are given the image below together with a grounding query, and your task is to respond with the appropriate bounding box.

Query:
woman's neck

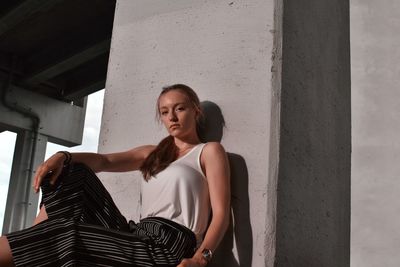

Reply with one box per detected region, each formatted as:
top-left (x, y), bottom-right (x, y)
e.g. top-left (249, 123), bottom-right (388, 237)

top-left (173, 136), bottom-right (201, 151)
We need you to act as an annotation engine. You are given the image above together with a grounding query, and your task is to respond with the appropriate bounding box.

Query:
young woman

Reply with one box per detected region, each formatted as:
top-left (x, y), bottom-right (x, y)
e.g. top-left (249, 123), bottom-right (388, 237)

top-left (0, 84), bottom-right (230, 267)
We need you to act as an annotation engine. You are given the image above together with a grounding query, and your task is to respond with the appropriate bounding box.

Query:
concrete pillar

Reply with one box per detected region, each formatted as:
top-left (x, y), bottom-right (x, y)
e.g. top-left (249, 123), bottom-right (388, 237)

top-left (100, 0), bottom-right (276, 266)
top-left (351, 1), bottom-right (400, 266)
top-left (2, 130), bottom-right (47, 234)
top-left (100, 0), bottom-right (350, 266)
top-left (275, 1), bottom-right (351, 267)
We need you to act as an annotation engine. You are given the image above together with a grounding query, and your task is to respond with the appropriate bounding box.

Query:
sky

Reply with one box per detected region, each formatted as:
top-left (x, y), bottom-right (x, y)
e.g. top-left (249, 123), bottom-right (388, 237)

top-left (0, 89), bottom-right (105, 231)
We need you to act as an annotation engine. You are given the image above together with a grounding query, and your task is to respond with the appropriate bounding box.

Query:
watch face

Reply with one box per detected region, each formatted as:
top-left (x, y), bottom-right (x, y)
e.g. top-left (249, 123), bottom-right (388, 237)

top-left (202, 248), bottom-right (213, 261)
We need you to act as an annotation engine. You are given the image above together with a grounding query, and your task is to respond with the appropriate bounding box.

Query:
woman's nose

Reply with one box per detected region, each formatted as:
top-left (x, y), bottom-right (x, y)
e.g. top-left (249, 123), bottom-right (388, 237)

top-left (168, 112), bottom-right (178, 121)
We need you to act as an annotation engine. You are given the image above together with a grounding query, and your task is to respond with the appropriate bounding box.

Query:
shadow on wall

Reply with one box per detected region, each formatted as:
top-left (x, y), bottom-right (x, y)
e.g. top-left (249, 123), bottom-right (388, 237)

top-left (200, 101), bottom-right (253, 267)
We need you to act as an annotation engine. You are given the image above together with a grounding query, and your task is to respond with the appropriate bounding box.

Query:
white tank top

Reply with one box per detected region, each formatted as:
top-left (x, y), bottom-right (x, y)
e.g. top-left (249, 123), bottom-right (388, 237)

top-left (140, 143), bottom-right (210, 246)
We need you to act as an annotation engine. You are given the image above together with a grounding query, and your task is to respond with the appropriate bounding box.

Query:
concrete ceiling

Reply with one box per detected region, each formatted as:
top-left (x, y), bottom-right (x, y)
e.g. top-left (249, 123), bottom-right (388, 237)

top-left (0, 0), bottom-right (116, 102)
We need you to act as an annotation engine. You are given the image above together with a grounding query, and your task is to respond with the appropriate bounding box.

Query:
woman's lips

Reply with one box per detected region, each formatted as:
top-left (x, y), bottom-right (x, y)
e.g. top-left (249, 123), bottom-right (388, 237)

top-left (170, 124), bottom-right (180, 128)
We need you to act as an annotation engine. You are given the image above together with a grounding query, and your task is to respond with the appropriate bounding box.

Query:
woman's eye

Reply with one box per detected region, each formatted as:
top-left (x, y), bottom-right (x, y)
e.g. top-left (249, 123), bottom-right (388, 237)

top-left (161, 111), bottom-right (168, 115)
top-left (176, 107), bottom-right (185, 111)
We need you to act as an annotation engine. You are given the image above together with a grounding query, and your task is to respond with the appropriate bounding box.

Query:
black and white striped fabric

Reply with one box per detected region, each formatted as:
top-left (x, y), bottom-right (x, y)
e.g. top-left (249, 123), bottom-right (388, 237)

top-left (6, 163), bottom-right (196, 267)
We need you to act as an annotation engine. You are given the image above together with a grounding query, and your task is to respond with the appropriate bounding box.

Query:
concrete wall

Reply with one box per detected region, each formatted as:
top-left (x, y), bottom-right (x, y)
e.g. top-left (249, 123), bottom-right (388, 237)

top-left (98, 0), bottom-right (277, 266)
top-left (275, 1), bottom-right (351, 266)
top-left (351, 1), bottom-right (400, 266)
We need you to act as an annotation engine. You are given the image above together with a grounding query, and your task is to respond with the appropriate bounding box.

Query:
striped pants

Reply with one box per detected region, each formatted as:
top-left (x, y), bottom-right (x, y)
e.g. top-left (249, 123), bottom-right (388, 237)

top-left (6, 163), bottom-right (196, 267)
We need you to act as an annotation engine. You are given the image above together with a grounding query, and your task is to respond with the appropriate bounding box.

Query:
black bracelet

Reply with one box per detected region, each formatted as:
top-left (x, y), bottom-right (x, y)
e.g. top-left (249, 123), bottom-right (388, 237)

top-left (57, 151), bottom-right (72, 166)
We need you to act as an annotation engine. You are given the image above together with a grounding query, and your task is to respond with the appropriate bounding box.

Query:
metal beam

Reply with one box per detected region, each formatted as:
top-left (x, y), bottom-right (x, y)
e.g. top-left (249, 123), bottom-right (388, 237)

top-left (0, 0), bottom-right (65, 37)
top-left (0, 52), bottom-right (24, 76)
top-left (0, 82), bottom-right (86, 146)
top-left (23, 39), bottom-right (111, 86)
top-left (60, 53), bottom-right (109, 100)
top-left (64, 79), bottom-right (106, 101)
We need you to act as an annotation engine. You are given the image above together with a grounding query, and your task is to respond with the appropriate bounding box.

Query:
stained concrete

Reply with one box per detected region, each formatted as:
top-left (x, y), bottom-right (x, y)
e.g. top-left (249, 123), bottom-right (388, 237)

top-left (275, 1), bottom-right (351, 266)
top-left (350, 1), bottom-right (400, 266)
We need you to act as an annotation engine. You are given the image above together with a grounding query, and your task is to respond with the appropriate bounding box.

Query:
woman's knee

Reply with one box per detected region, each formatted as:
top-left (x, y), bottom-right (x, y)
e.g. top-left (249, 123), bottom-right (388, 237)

top-left (0, 236), bottom-right (14, 267)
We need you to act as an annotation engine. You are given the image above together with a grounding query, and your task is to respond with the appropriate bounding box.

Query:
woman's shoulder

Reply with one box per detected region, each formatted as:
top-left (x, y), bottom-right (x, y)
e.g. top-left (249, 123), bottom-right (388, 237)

top-left (202, 141), bottom-right (225, 149)
top-left (201, 142), bottom-right (227, 159)
top-left (200, 142), bottom-right (229, 178)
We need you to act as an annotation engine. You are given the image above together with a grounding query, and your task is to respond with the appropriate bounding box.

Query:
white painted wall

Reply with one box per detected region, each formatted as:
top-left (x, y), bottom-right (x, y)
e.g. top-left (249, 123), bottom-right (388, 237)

top-left (98, 0), bottom-right (277, 266)
top-left (351, 0), bottom-right (400, 266)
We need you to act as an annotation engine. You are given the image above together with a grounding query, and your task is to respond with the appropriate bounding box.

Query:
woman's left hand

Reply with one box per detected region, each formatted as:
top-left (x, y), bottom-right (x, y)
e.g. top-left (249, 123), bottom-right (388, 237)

top-left (177, 258), bottom-right (206, 267)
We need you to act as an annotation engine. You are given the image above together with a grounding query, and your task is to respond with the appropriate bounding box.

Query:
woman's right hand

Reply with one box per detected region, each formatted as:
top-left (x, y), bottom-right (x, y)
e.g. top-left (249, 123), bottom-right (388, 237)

top-left (33, 152), bottom-right (67, 193)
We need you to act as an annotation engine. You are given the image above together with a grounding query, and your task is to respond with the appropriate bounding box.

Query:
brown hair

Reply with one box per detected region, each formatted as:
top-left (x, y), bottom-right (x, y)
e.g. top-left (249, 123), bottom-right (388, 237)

top-left (139, 84), bottom-right (204, 181)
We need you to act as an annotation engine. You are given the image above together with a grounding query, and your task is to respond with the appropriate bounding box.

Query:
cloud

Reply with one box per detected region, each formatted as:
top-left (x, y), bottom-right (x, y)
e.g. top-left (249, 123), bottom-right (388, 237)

top-left (0, 132), bottom-right (17, 162)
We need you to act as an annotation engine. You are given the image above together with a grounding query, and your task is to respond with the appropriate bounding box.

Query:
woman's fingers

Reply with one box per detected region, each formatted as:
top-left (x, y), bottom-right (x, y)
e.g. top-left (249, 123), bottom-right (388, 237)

top-left (33, 164), bottom-right (44, 192)
top-left (49, 167), bottom-right (62, 185)
top-left (32, 153), bottom-right (65, 192)
top-left (33, 164), bottom-right (49, 193)
top-left (33, 163), bottom-right (61, 192)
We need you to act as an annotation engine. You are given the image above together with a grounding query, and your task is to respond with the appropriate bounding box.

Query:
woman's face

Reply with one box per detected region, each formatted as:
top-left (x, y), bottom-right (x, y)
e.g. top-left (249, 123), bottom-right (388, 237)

top-left (158, 90), bottom-right (198, 139)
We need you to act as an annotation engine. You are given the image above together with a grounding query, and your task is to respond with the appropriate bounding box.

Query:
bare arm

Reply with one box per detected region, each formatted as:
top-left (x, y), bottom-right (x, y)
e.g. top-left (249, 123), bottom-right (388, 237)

top-left (33, 145), bottom-right (155, 193)
top-left (179, 142), bottom-right (231, 267)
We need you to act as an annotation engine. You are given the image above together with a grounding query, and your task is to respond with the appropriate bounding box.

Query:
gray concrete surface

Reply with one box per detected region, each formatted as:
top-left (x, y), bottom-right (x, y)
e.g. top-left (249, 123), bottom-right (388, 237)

top-left (98, 0), bottom-right (277, 266)
top-left (350, 1), bottom-right (400, 266)
top-left (275, 0), bottom-right (351, 266)
top-left (0, 85), bottom-right (86, 146)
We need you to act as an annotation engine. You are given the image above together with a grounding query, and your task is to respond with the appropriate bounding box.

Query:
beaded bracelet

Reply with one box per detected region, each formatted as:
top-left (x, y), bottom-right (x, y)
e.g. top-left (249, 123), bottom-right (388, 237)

top-left (57, 151), bottom-right (72, 166)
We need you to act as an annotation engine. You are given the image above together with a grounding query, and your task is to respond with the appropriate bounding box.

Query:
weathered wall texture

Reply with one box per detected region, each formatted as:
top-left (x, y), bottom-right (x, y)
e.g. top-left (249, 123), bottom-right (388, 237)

top-left (351, 1), bottom-right (400, 266)
top-left (275, 1), bottom-right (351, 267)
top-left (98, 0), bottom-right (277, 266)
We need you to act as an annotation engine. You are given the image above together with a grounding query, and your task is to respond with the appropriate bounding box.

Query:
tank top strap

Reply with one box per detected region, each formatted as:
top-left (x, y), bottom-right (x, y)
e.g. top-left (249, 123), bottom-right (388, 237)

top-left (178, 143), bottom-right (207, 178)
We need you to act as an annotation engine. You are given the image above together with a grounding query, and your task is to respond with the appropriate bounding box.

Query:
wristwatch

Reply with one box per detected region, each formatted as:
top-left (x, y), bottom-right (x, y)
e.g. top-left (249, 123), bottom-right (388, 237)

top-left (201, 248), bottom-right (213, 263)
